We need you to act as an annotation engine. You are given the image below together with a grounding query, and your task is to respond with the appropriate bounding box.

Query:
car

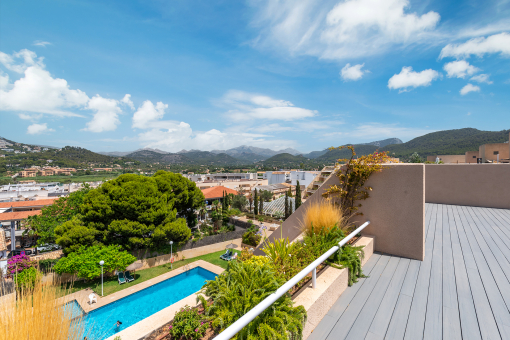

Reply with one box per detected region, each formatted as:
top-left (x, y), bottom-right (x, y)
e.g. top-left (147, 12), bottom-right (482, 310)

top-left (7, 249), bottom-right (33, 258)
top-left (36, 244), bottom-right (60, 253)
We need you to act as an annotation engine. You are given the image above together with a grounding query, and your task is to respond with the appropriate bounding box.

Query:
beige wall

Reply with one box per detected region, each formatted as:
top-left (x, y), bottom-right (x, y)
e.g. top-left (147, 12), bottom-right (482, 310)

top-left (255, 164), bottom-right (425, 261)
top-left (426, 155), bottom-right (465, 164)
top-left (425, 164), bottom-right (510, 209)
top-left (465, 151), bottom-right (479, 163)
top-left (479, 143), bottom-right (510, 163)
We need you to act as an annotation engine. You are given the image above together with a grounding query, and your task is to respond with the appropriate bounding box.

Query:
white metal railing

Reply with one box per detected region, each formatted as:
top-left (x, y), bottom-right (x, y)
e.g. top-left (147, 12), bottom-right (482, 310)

top-left (213, 221), bottom-right (370, 340)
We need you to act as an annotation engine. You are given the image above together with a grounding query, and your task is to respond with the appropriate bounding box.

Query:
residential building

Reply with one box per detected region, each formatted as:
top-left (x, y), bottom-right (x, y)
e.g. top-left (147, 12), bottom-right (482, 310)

top-left (479, 142), bottom-right (510, 163)
top-left (290, 170), bottom-right (320, 187)
top-left (465, 150), bottom-right (480, 163)
top-left (93, 168), bottom-right (113, 172)
top-left (195, 179), bottom-right (268, 191)
top-left (0, 139), bottom-right (13, 148)
top-left (265, 171), bottom-right (289, 184)
top-left (0, 148), bottom-right (13, 152)
top-left (201, 186), bottom-right (238, 204)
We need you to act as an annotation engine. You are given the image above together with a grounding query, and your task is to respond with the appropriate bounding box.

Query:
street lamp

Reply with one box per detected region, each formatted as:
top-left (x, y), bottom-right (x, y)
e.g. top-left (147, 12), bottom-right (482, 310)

top-left (99, 260), bottom-right (104, 296)
top-left (169, 241), bottom-right (173, 270)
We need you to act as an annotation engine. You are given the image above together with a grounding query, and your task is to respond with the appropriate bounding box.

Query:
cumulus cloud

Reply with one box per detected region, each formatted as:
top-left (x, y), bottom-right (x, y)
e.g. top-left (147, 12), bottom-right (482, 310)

top-left (27, 123), bottom-right (54, 135)
top-left (470, 74), bottom-right (493, 84)
top-left (440, 32), bottom-right (510, 59)
top-left (250, 0), bottom-right (440, 59)
top-left (0, 50), bottom-right (89, 117)
top-left (0, 49), bottom-right (44, 73)
top-left (132, 100), bottom-right (169, 129)
top-left (33, 41), bottom-right (52, 47)
top-left (83, 95), bottom-right (122, 133)
top-left (121, 94), bottom-right (135, 110)
top-left (443, 60), bottom-right (480, 78)
top-left (341, 63), bottom-right (369, 81)
top-left (220, 90), bottom-right (316, 121)
top-left (460, 83), bottom-right (480, 95)
top-left (0, 71), bottom-right (8, 90)
top-left (388, 66), bottom-right (439, 91)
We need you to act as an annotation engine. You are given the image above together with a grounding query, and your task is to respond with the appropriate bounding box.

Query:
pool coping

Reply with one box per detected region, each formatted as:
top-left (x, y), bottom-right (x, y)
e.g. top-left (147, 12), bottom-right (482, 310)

top-left (79, 260), bottom-right (223, 340)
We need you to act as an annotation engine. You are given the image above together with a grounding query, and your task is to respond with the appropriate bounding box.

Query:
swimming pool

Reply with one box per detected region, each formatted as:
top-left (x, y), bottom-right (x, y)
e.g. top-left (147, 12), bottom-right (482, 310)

top-left (81, 267), bottom-right (217, 340)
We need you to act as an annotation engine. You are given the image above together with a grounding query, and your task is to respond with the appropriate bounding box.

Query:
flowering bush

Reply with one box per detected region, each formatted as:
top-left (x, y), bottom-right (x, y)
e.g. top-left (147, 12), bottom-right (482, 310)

top-left (168, 305), bottom-right (209, 340)
top-left (243, 255), bottom-right (272, 268)
top-left (7, 254), bottom-right (37, 279)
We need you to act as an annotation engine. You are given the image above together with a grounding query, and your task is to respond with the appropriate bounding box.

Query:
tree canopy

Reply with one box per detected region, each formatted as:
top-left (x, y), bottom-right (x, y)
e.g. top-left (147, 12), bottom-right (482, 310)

top-left (54, 172), bottom-right (203, 253)
top-left (53, 245), bottom-right (136, 280)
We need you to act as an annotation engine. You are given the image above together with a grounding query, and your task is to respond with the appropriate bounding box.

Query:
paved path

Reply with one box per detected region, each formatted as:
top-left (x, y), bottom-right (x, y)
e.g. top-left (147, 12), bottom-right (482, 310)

top-left (309, 203), bottom-right (510, 340)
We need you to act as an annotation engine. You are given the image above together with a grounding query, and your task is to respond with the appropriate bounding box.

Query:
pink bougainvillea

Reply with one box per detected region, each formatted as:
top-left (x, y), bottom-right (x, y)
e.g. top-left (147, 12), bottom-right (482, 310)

top-left (7, 254), bottom-right (36, 279)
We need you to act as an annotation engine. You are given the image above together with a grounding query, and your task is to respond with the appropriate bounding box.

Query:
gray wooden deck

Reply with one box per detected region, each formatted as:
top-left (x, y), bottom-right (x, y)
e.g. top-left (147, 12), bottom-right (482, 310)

top-left (308, 203), bottom-right (510, 340)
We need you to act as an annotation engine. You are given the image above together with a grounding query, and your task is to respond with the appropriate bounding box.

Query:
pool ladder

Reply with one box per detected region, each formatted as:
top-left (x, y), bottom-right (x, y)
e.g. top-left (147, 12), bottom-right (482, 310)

top-left (183, 264), bottom-right (192, 273)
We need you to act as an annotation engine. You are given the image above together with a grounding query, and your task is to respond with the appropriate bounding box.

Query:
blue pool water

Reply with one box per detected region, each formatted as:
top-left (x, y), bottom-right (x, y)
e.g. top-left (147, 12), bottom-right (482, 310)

top-left (82, 267), bottom-right (217, 340)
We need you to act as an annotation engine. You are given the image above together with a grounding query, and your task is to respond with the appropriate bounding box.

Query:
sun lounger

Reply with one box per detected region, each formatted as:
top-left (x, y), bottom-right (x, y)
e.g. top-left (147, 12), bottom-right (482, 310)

top-left (220, 250), bottom-right (232, 260)
top-left (227, 252), bottom-right (238, 261)
top-left (125, 271), bottom-right (135, 282)
top-left (118, 272), bottom-right (126, 284)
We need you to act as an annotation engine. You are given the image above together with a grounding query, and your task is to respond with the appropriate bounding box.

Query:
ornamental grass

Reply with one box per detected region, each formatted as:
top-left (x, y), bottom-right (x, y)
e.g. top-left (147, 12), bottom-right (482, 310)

top-left (0, 276), bottom-right (86, 340)
top-left (300, 200), bottom-right (346, 236)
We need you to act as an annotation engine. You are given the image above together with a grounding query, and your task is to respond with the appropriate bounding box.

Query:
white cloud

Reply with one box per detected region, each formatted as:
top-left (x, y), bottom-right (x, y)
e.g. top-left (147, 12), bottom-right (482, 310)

top-left (470, 74), bottom-right (493, 84)
top-left (0, 50), bottom-right (89, 117)
top-left (33, 41), bottom-right (52, 47)
top-left (139, 124), bottom-right (297, 152)
top-left (388, 66), bottom-right (439, 91)
top-left (0, 49), bottom-right (44, 73)
top-left (443, 60), bottom-right (480, 78)
top-left (440, 32), bottom-right (510, 59)
top-left (320, 123), bottom-right (433, 142)
top-left (19, 113), bottom-right (42, 122)
top-left (121, 94), bottom-right (134, 110)
top-left (132, 100), bottom-right (169, 129)
top-left (27, 123), bottom-right (54, 135)
top-left (341, 63), bottom-right (369, 81)
top-left (83, 95), bottom-right (122, 133)
top-left (0, 71), bottom-right (8, 90)
top-left (460, 83), bottom-right (480, 95)
top-left (250, 0), bottom-right (440, 59)
top-left (220, 90), bottom-right (316, 121)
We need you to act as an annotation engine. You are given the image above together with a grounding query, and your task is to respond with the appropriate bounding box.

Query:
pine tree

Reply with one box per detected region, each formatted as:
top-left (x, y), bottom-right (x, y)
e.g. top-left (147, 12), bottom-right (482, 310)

top-left (295, 180), bottom-right (302, 210)
top-left (284, 192), bottom-right (289, 219)
top-left (259, 196), bottom-right (264, 215)
top-left (254, 189), bottom-right (259, 215)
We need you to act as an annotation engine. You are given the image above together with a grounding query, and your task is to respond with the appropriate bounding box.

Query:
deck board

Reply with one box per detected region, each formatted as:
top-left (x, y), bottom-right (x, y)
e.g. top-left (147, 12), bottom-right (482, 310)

top-left (311, 204), bottom-right (510, 340)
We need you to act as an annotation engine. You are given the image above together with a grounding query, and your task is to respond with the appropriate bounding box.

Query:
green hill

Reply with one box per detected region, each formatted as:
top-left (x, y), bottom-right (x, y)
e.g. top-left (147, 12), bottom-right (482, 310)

top-left (257, 153), bottom-right (310, 168)
top-left (383, 128), bottom-right (510, 159)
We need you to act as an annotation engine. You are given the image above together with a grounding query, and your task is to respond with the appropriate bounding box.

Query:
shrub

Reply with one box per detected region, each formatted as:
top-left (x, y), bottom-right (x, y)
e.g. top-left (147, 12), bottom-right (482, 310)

top-left (7, 254), bottom-right (37, 279)
top-left (168, 305), bottom-right (209, 340)
top-left (242, 231), bottom-right (261, 247)
top-left (301, 201), bottom-right (345, 235)
top-left (53, 245), bottom-right (136, 280)
top-left (198, 261), bottom-right (306, 339)
top-left (39, 258), bottom-right (59, 272)
top-left (243, 255), bottom-right (272, 268)
top-left (14, 267), bottom-right (41, 290)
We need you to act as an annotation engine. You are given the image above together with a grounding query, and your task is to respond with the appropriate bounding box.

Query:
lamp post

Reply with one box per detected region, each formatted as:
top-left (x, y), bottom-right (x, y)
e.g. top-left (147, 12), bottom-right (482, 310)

top-left (169, 241), bottom-right (173, 270)
top-left (99, 260), bottom-right (104, 296)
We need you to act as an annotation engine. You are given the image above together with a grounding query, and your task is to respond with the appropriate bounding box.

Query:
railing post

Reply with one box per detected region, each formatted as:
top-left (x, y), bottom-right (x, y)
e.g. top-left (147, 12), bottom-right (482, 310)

top-left (312, 268), bottom-right (316, 289)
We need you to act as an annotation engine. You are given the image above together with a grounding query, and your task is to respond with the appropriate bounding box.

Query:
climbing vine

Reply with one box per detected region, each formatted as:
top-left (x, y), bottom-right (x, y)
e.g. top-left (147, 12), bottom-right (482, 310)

top-left (323, 146), bottom-right (390, 217)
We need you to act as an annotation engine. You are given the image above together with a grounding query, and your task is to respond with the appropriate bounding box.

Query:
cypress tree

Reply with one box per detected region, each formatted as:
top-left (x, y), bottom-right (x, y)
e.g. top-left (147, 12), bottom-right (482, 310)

top-left (284, 192), bottom-right (289, 219)
top-left (295, 180), bottom-right (302, 210)
top-left (254, 189), bottom-right (259, 215)
top-left (288, 187), bottom-right (293, 197)
top-left (259, 196), bottom-right (264, 215)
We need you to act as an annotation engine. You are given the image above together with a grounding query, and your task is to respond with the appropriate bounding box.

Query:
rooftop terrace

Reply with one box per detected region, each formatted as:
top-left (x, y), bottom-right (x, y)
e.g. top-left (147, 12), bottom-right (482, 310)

top-left (309, 203), bottom-right (510, 340)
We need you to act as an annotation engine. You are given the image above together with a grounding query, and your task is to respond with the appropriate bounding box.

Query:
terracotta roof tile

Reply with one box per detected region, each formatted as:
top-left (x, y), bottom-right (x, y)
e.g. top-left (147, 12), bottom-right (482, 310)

top-left (0, 210), bottom-right (42, 222)
top-left (201, 186), bottom-right (238, 200)
top-left (0, 198), bottom-right (58, 209)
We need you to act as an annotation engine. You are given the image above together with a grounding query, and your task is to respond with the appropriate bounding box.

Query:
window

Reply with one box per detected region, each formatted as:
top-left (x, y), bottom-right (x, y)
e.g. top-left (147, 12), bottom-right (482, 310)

top-left (494, 151), bottom-right (499, 155)
top-left (473, 155), bottom-right (476, 158)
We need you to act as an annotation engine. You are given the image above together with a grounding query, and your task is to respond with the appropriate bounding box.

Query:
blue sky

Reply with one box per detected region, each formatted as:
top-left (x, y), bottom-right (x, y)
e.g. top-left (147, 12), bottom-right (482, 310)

top-left (0, 0), bottom-right (509, 153)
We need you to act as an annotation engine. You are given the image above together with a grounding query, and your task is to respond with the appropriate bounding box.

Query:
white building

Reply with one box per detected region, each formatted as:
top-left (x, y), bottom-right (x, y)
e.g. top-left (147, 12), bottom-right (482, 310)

top-left (290, 171), bottom-right (321, 188)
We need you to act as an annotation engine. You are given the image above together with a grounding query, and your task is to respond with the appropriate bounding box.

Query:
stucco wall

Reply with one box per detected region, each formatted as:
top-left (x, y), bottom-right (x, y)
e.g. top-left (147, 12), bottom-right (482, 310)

top-left (426, 155), bottom-right (465, 164)
top-left (255, 164), bottom-right (425, 261)
top-left (465, 151), bottom-right (479, 163)
top-left (480, 143), bottom-right (510, 162)
top-left (425, 164), bottom-right (510, 209)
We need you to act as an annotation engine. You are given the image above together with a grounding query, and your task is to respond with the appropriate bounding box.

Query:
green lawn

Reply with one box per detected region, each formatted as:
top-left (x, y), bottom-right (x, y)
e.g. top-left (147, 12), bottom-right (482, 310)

top-left (62, 249), bottom-right (239, 296)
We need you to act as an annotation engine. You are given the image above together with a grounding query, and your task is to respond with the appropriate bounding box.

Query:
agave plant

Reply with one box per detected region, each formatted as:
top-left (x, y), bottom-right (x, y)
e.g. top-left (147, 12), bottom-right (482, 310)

top-left (197, 261), bottom-right (306, 340)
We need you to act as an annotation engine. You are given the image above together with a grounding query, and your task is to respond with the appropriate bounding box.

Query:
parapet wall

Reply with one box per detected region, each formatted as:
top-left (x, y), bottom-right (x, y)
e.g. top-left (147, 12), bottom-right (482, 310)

top-left (256, 164), bottom-right (425, 261)
top-left (425, 164), bottom-right (510, 209)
